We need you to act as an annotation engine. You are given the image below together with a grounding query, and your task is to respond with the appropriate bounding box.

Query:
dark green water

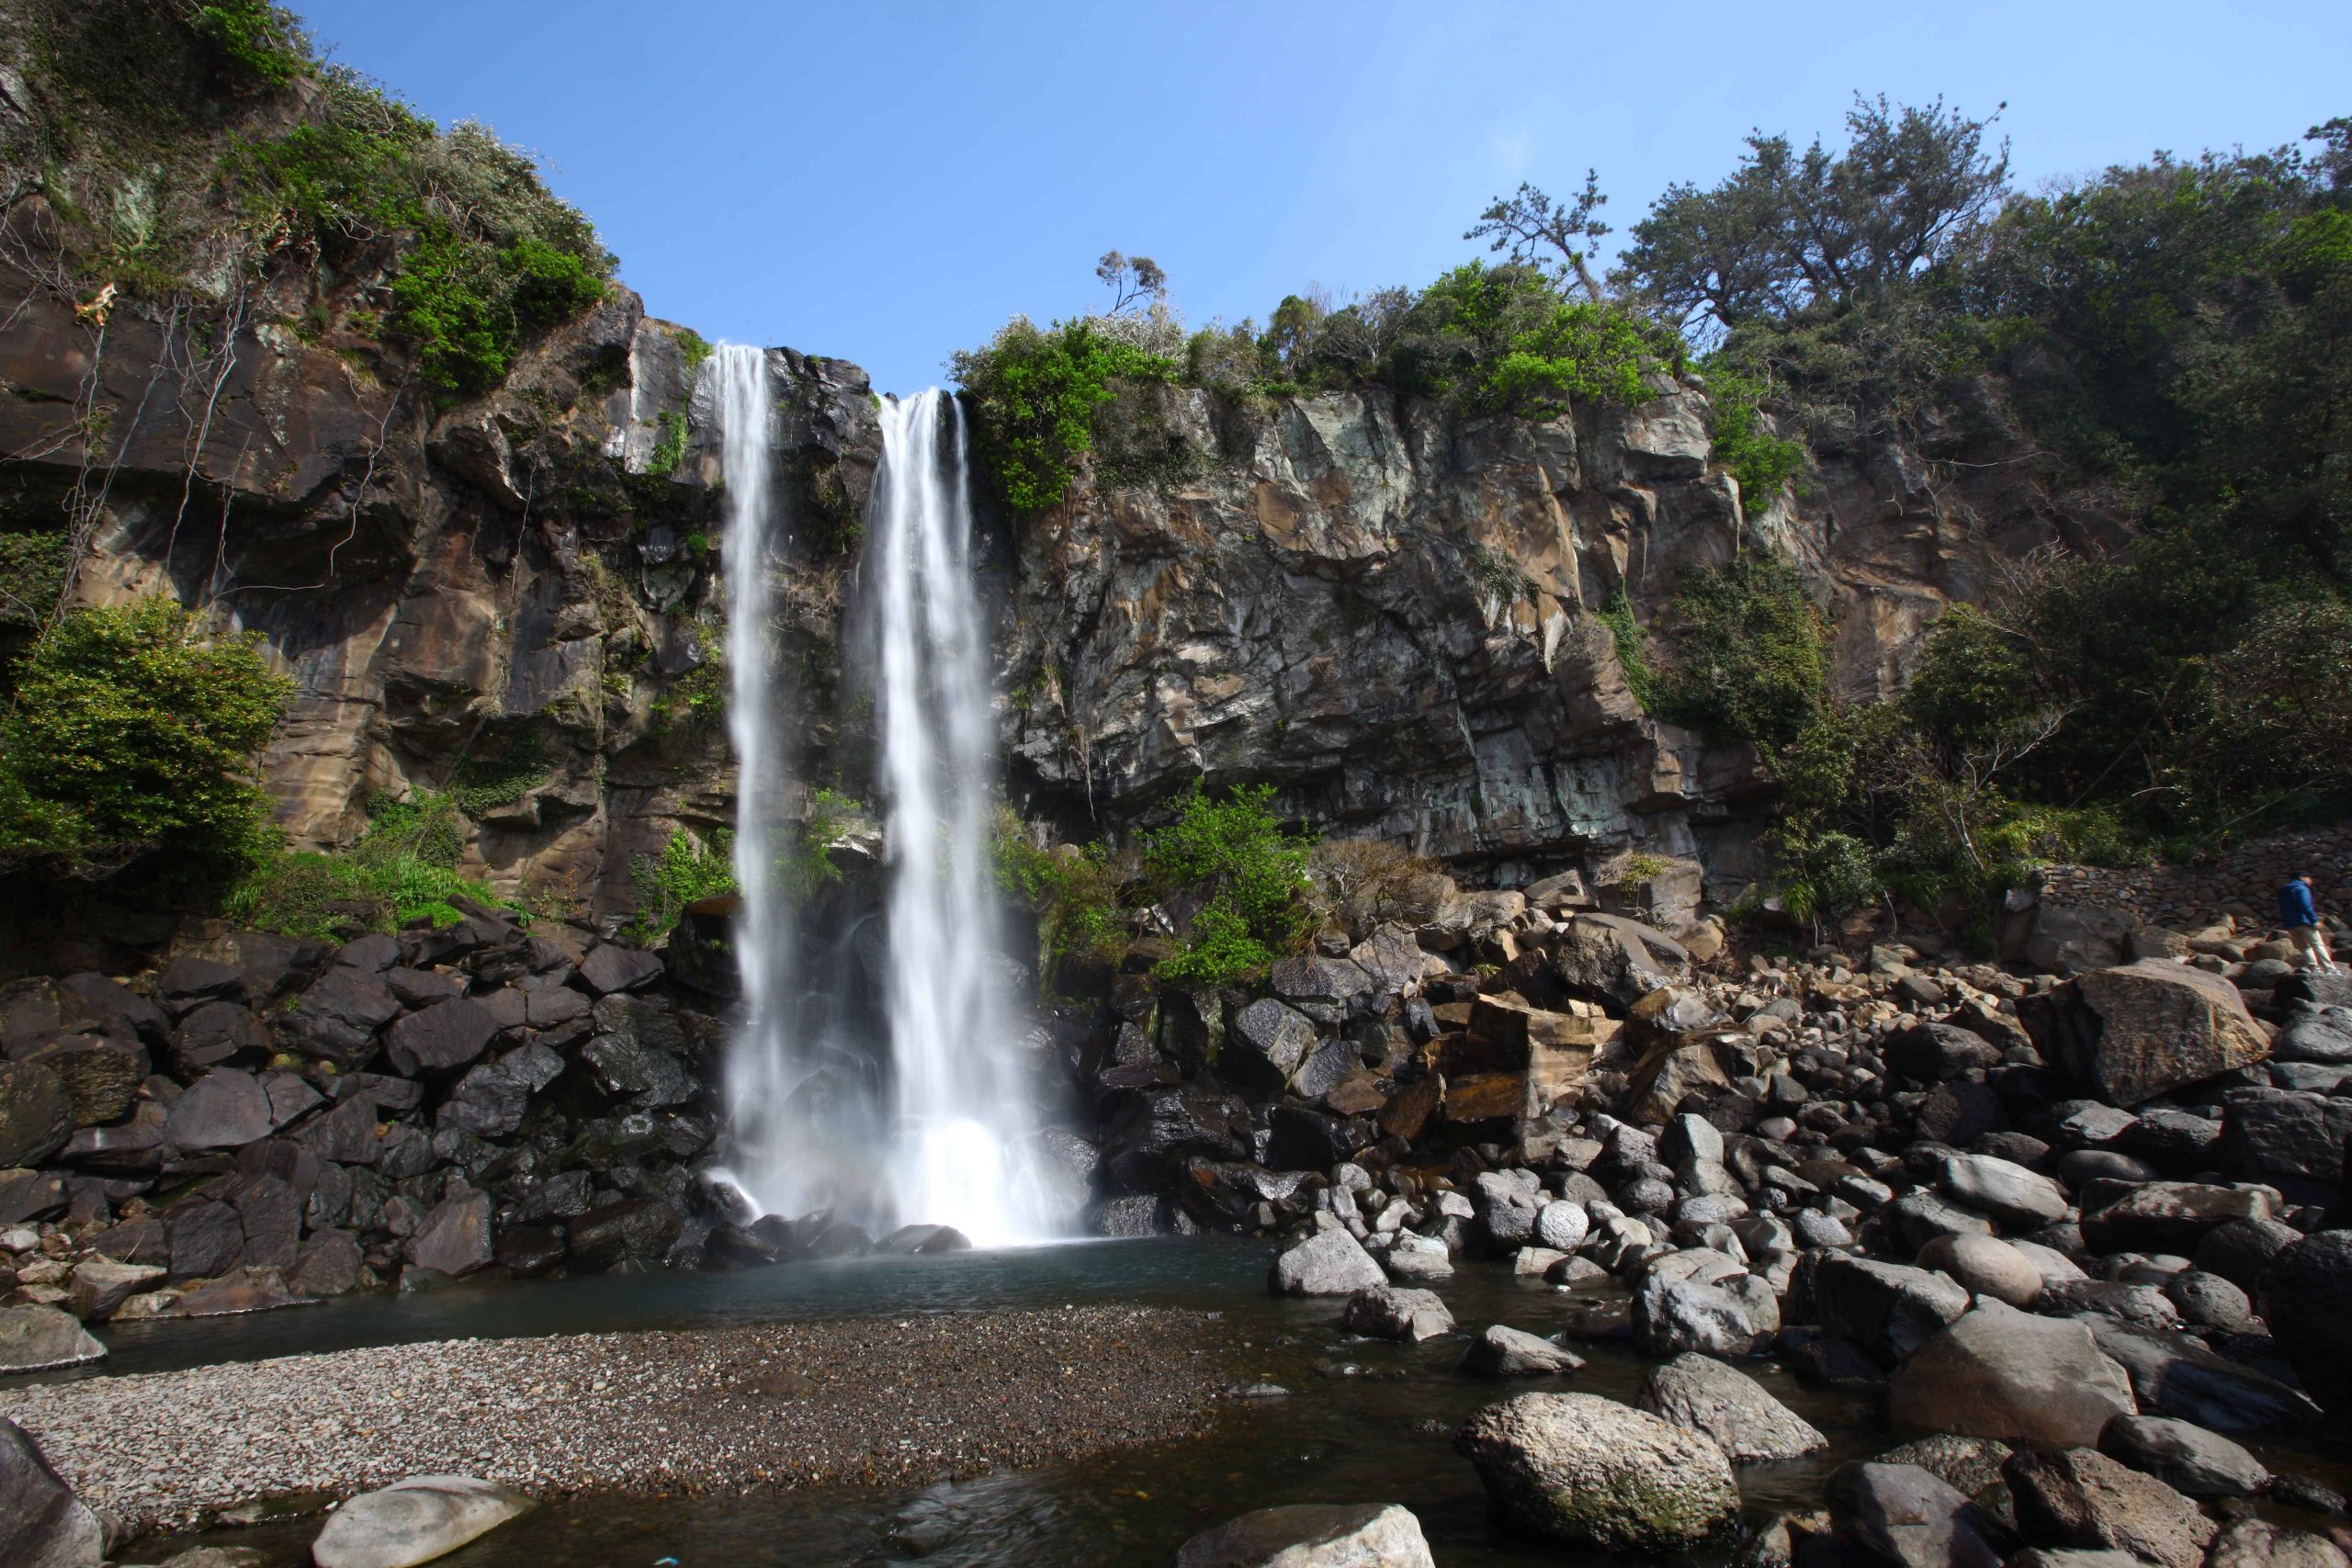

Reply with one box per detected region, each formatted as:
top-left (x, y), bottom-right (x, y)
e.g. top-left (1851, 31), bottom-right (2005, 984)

top-left (63, 1238), bottom-right (1895, 1568)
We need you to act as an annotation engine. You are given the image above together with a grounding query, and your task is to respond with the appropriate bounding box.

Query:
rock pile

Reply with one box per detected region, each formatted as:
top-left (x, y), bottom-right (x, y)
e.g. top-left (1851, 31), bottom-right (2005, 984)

top-left (0, 908), bottom-right (760, 1348)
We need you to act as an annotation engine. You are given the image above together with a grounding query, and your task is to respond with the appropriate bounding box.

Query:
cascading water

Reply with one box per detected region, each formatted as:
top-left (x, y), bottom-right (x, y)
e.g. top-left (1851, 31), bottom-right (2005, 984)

top-left (712, 358), bottom-right (1064, 1247)
top-left (869, 389), bottom-right (1060, 1245)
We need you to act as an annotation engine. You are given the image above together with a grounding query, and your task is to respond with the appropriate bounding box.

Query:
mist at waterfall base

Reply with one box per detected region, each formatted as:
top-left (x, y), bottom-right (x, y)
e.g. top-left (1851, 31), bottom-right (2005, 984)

top-left (707, 346), bottom-right (1069, 1248)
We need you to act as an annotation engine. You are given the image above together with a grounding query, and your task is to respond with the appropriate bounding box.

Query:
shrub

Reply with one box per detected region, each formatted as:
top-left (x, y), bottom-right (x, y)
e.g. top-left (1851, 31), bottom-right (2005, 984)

top-left (1593, 589), bottom-right (1658, 706)
top-left (625, 826), bottom-right (736, 945)
top-left (1704, 369), bottom-right (1809, 516)
top-left (0, 597), bottom-right (288, 880)
top-left (1144, 783), bottom-right (1314, 984)
top-left (188, 0), bottom-right (310, 85)
top-left (228, 792), bottom-right (518, 938)
top-left (950, 317), bottom-right (1179, 513)
top-left (1381, 263), bottom-right (1665, 417)
top-left (785, 788), bottom-right (861, 897)
top-left (1654, 555), bottom-right (1830, 750)
top-left (0, 533), bottom-right (69, 641)
top-left (993, 813), bottom-right (1129, 979)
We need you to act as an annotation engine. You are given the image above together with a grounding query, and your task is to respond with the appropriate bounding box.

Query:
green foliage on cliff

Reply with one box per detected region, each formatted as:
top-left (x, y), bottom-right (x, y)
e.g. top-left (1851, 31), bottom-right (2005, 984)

top-left (1146, 783), bottom-right (1315, 985)
top-left (228, 792), bottom-right (520, 939)
top-left (0, 534), bottom-right (69, 637)
top-left (0, 597), bottom-right (289, 882)
top-left (625, 826), bottom-right (736, 945)
top-left (993, 814), bottom-right (1128, 977)
top-left (1382, 263), bottom-right (1664, 417)
top-left (1702, 370), bottom-right (1809, 515)
top-left (1651, 556), bottom-right (1829, 750)
top-left (951, 319), bottom-right (1179, 513)
top-left (187, 0), bottom-right (309, 86)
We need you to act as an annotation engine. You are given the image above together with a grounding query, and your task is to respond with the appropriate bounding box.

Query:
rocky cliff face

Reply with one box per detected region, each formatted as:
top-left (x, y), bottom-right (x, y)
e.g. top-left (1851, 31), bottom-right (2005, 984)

top-left (997, 372), bottom-right (2112, 899)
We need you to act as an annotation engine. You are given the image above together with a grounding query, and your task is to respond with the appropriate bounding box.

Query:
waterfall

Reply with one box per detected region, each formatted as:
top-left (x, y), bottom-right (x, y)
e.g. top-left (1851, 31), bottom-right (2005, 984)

top-left (714, 342), bottom-right (824, 1221)
top-left (710, 361), bottom-right (1061, 1247)
top-left (870, 389), bottom-right (1057, 1245)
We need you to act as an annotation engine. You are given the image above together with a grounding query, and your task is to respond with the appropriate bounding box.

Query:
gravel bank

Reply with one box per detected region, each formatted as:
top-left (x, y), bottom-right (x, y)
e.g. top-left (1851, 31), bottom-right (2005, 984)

top-left (0, 1306), bottom-right (1234, 1533)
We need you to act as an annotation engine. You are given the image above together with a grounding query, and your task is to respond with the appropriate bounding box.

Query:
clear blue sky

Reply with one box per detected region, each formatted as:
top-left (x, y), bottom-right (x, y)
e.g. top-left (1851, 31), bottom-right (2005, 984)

top-left (290, 0), bottom-right (2344, 395)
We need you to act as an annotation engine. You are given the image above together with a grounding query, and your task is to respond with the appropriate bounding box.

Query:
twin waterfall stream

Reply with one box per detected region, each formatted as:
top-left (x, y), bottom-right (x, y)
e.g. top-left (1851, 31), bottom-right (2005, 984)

top-left (708, 344), bottom-right (1062, 1247)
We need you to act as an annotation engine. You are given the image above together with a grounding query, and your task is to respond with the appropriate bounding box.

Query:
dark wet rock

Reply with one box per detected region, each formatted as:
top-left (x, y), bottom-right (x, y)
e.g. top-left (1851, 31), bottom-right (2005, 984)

top-left (0, 1303), bottom-right (106, 1372)
top-left (2081, 1314), bottom-right (2324, 1433)
top-left (2161, 1269), bottom-right (2252, 1330)
top-left (0, 1415), bottom-right (104, 1566)
top-left (0, 1060), bottom-right (72, 1168)
top-left (384, 966), bottom-right (466, 1010)
top-left (278, 967), bottom-right (401, 1068)
top-left (1270, 1228), bottom-right (1386, 1296)
top-left (1086, 1194), bottom-right (1162, 1236)
top-left (567, 1199), bottom-right (681, 1272)
top-left (1637, 1351), bottom-right (1825, 1461)
top-left (406, 1189), bottom-right (493, 1277)
top-left (1341, 1285), bottom-right (1453, 1342)
top-left (2097, 1415), bottom-right (2267, 1499)
top-left (57, 973), bottom-right (168, 1047)
top-left (384, 999), bottom-right (500, 1077)
top-left (1174, 1503), bottom-right (1435, 1568)
top-left (1875, 1435), bottom-right (2014, 1508)
top-left (1787, 1333), bottom-right (1889, 1391)
top-left (1824, 1461), bottom-right (2013, 1568)
top-left (302, 1094), bottom-right (385, 1166)
top-left (2222, 1090), bottom-right (2352, 1194)
top-left (164, 1069), bottom-right (274, 1151)
top-left (494, 1224), bottom-right (567, 1278)
top-left (225, 1171), bottom-right (303, 1269)
top-left (1102, 1087), bottom-right (1248, 1191)
top-left (2082, 1182), bottom-right (2277, 1255)
top-left (1888, 1303), bottom-right (2136, 1448)
top-left (876, 1224), bottom-right (970, 1255)
top-left (262, 1071), bottom-right (323, 1129)
top-left (0, 1168), bottom-right (65, 1224)
top-left (1461, 1324), bottom-right (1585, 1377)
top-left (1453, 1392), bottom-right (1738, 1551)
top-left (2260, 1229), bottom-right (2352, 1417)
top-left (1886, 1021), bottom-right (2006, 1084)
top-left (169, 1006), bottom-right (267, 1081)
top-left (288, 1229), bottom-right (365, 1297)
top-left (155, 956), bottom-right (247, 1015)
top-left (1792, 1252), bottom-right (1970, 1368)
top-left (2003, 1447), bottom-right (2216, 1568)
top-left (574, 943), bottom-right (663, 997)
top-left (24, 1037), bottom-right (145, 1127)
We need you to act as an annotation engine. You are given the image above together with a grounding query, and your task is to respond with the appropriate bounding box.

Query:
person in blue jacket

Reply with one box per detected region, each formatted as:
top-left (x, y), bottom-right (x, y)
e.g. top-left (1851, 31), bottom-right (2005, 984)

top-left (2279, 874), bottom-right (2340, 973)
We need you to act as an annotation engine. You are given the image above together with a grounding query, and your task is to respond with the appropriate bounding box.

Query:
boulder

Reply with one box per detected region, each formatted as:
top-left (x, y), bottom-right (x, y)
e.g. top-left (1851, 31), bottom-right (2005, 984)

top-left (1225, 1000), bottom-right (1319, 1095)
top-left (1916, 1235), bottom-right (2042, 1308)
top-left (1632, 1274), bottom-right (1759, 1358)
top-left (2081, 1182), bottom-right (2275, 1255)
top-left (1636, 1351), bottom-right (1826, 1461)
top-left (0, 1061), bottom-right (73, 1168)
top-left (288, 1230), bottom-right (365, 1298)
top-left (2259, 1229), bottom-right (2352, 1417)
top-left (1824, 1461), bottom-right (2012, 1568)
top-left (1885, 1021), bottom-right (2006, 1084)
top-left (166, 1067), bottom-right (277, 1152)
top-left (2082, 1314), bottom-right (2325, 1433)
top-left (0, 1303), bottom-right (106, 1372)
top-left (1459, 1325), bottom-right (1585, 1377)
top-left (2020, 962), bottom-right (2269, 1106)
top-left (1340, 1286), bottom-right (1453, 1342)
top-left (1792, 1253), bottom-right (1970, 1367)
top-left (2002, 1447), bottom-right (2217, 1568)
top-left (1453, 1392), bottom-right (1738, 1551)
top-left (69, 1256), bottom-right (165, 1321)
top-left (24, 1037), bottom-right (145, 1127)
top-left (310, 1474), bottom-right (535, 1568)
top-left (383, 1000), bottom-right (500, 1077)
top-left (1383, 1233), bottom-right (1453, 1281)
top-left (2220, 1089), bottom-right (2352, 1191)
top-left (1554, 914), bottom-right (1690, 1009)
top-left (2204, 1520), bottom-right (2350, 1568)
top-left (1939, 1153), bottom-right (2068, 1227)
top-left (573, 943), bottom-right (662, 996)
top-left (1887, 1303), bottom-right (2136, 1449)
top-left (566, 1200), bottom-right (681, 1272)
top-left (2095, 1416), bottom-right (2267, 1499)
top-left (0, 1416), bottom-right (103, 1568)
top-left (406, 1190), bottom-right (493, 1278)
top-left (1269, 1229), bottom-right (1385, 1296)
top-left (1174, 1503), bottom-right (1435, 1568)
top-left (279, 966), bottom-right (401, 1067)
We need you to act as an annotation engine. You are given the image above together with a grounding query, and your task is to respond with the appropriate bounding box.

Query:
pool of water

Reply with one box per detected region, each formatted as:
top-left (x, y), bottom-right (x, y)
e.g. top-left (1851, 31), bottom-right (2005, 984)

top-left (21, 1238), bottom-right (2342, 1568)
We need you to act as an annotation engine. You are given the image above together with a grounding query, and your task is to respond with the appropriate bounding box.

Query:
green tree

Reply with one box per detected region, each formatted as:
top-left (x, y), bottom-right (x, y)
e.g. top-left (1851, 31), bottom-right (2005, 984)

top-left (951, 318), bottom-right (1178, 513)
top-left (0, 597), bottom-right (290, 879)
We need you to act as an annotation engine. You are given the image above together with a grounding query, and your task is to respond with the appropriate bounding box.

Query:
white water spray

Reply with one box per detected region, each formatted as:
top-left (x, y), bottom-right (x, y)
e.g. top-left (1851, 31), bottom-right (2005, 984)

top-left (870, 389), bottom-right (1058, 1245)
top-left (713, 362), bottom-right (1063, 1245)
